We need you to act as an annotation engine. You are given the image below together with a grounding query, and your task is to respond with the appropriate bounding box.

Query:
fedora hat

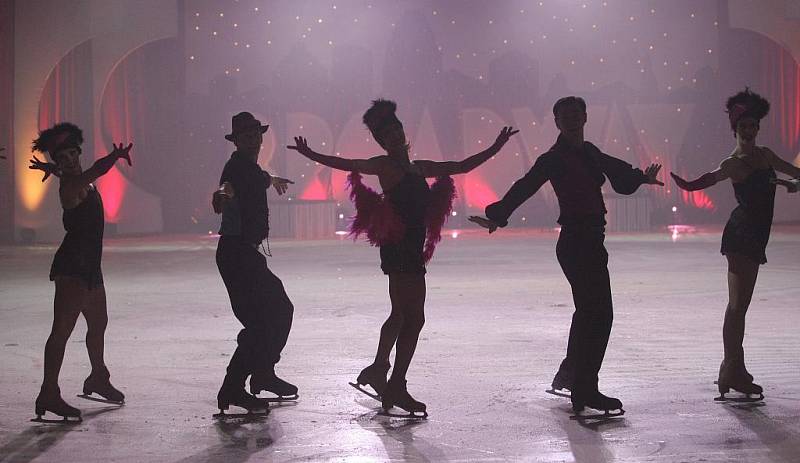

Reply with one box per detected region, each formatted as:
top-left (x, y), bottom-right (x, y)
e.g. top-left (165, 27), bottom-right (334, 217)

top-left (225, 112), bottom-right (269, 141)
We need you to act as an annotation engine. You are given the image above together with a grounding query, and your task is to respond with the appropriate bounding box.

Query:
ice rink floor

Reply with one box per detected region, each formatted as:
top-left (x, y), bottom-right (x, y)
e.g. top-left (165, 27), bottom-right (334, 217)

top-left (1, 227), bottom-right (799, 462)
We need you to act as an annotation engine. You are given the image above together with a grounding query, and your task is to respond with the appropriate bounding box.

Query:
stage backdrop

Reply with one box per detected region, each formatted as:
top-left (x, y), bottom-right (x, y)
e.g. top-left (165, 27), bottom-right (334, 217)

top-left (10, 0), bottom-right (800, 241)
top-left (180, 0), bottom-right (800, 231)
top-left (12, 0), bottom-right (179, 241)
top-left (0, 0), bottom-right (13, 243)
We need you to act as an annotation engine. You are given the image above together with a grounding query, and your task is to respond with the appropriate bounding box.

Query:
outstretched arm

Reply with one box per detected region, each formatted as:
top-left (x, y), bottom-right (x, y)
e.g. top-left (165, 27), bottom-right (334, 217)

top-left (57, 143), bottom-right (131, 208)
top-left (258, 169), bottom-right (293, 195)
top-left (29, 155), bottom-right (62, 182)
top-left (765, 146), bottom-right (800, 193)
top-left (771, 177), bottom-right (799, 193)
top-left (468, 154), bottom-right (552, 232)
top-left (415, 127), bottom-right (519, 177)
top-left (670, 158), bottom-right (736, 191)
top-left (595, 148), bottom-right (663, 194)
top-left (764, 147), bottom-right (800, 179)
top-left (287, 136), bottom-right (384, 175)
top-left (76, 143), bottom-right (132, 187)
top-left (269, 175), bottom-right (293, 195)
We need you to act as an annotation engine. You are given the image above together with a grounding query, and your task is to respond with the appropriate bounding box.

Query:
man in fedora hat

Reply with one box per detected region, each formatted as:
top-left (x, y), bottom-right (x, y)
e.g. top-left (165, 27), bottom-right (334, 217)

top-left (213, 111), bottom-right (297, 414)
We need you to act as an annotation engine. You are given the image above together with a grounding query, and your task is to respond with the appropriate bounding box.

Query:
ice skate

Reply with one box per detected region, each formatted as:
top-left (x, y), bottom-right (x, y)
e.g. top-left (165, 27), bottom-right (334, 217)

top-left (715, 379), bottom-right (764, 403)
top-left (380, 379), bottom-right (427, 419)
top-left (546, 369), bottom-right (573, 398)
top-left (250, 369), bottom-right (299, 401)
top-left (571, 390), bottom-right (624, 420)
top-left (215, 384), bottom-right (270, 419)
top-left (79, 367), bottom-right (125, 405)
top-left (716, 360), bottom-right (764, 403)
top-left (350, 362), bottom-right (390, 401)
top-left (33, 386), bottom-right (82, 423)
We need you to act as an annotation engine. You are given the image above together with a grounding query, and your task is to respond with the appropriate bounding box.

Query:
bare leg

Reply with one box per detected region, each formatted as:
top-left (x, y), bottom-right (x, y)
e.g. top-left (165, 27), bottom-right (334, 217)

top-left (387, 272), bottom-right (426, 383)
top-left (379, 272), bottom-right (427, 413)
top-left (42, 277), bottom-right (86, 388)
top-left (80, 283), bottom-right (124, 402)
top-left (37, 277), bottom-right (85, 418)
top-left (83, 284), bottom-right (109, 373)
top-left (721, 254), bottom-right (760, 385)
top-left (371, 277), bottom-right (406, 366)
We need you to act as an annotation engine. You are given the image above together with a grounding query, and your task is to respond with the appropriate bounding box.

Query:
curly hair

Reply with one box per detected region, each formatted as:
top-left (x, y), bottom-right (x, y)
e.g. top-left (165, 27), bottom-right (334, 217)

top-left (725, 87), bottom-right (770, 131)
top-left (362, 99), bottom-right (401, 136)
top-left (32, 122), bottom-right (84, 157)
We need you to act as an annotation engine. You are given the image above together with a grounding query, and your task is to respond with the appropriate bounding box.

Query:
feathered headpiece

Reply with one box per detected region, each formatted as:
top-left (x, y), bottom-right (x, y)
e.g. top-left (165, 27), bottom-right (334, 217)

top-left (362, 99), bottom-right (402, 139)
top-left (32, 122), bottom-right (83, 155)
top-left (726, 87), bottom-right (770, 131)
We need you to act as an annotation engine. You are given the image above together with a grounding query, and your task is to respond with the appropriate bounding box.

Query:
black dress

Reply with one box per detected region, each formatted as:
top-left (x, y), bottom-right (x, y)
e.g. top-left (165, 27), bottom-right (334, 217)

top-left (720, 164), bottom-right (776, 265)
top-left (50, 185), bottom-right (105, 289)
top-left (380, 171), bottom-right (431, 275)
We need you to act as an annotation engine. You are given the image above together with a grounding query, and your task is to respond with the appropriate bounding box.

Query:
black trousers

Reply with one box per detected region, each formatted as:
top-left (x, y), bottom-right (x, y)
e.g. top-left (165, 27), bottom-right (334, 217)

top-left (216, 236), bottom-right (294, 384)
top-left (555, 225), bottom-right (614, 396)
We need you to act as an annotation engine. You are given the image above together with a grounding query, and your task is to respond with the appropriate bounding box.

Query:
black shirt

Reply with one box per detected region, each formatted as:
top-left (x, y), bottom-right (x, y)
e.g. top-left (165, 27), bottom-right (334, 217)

top-left (486, 138), bottom-right (647, 227)
top-left (218, 151), bottom-right (272, 244)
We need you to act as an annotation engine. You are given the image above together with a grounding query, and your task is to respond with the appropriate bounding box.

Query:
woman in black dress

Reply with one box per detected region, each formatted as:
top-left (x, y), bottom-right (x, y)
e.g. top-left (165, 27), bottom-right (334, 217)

top-left (289, 99), bottom-right (517, 415)
top-left (671, 88), bottom-right (800, 398)
top-left (29, 123), bottom-right (132, 420)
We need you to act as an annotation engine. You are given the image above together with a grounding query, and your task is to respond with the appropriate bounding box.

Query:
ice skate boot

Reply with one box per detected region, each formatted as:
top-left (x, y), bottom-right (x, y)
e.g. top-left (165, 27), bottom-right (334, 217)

top-left (34, 386), bottom-right (82, 423)
top-left (381, 379), bottom-right (427, 418)
top-left (80, 367), bottom-right (125, 404)
top-left (250, 368), bottom-right (298, 401)
top-left (350, 362), bottom-right (390, 401)
top-left (716, 360), bottom-right (763, 402)
top-left (571, 390), bottom-right (624, 420)
top-left (546, 368), bottom-right (574, 398)
top-left (216, 384), bottom-right (269, 418)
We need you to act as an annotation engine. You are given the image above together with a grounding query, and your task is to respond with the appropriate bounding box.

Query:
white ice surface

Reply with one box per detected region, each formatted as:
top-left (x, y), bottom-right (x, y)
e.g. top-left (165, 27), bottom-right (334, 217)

top-left (1, 227), bottom-right (799, 462)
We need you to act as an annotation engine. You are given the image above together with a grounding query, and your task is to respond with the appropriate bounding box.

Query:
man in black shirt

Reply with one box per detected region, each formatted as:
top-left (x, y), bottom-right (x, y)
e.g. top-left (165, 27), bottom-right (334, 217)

top-left (470, 97), bottom-right (663, 416)
top-left (213, 112), bottom-right (296, 413)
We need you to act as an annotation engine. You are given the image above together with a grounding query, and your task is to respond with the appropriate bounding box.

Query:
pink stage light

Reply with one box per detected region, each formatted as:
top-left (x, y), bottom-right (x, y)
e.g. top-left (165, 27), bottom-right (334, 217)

top-left (681, 189), bottom-right (715, 210)
top-left (299, 176), bottom-right (329, 200)
top-left (462, 171), bottom-right (498, 210)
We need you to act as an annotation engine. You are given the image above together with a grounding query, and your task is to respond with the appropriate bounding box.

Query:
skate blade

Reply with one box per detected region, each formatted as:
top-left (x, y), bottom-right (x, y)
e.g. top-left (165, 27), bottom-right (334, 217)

top-left (714, 393), bottom-right (764, 403)
top-left (30, 416), bottom-right (82, 424)
top-left (253, 393), bottom-right (298, 402)
top-left (349, 382), bottom-right (381, 402)
top-left (77, 393), bottom-right (125, 405)
top-left (378, 409), bottom-right (428, 420)
top-left (212, 410), bottom-right (269, 421)
top-left (545, 388), bottom-right (571, 399)
top-left (570, 409), bottom-right (625, 420)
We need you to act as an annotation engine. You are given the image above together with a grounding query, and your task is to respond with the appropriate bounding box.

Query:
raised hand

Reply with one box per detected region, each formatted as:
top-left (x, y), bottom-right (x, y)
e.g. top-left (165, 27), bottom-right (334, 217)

top-left (111, 143), bottom-right (133, 166)
top-left (468, 215), bottom-right (499, 234)
top-left (670, 172), bottom-right (691, 191)
top-left (494, 126), bottom-right (520, 147)
top-left (644, 163), bottom-right (664, 186)
top-left (771, 177), bottom-right (799, 193)
top-left (287, 136), bottom-right (314, 157)
top-left (271, 176), bottom-right (294, 195)
top-left (28, 155), bottom-right (62, 182)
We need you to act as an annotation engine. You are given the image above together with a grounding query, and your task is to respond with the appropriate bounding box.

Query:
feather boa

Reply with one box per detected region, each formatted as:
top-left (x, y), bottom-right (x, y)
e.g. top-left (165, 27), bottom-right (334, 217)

top-left (346, 172), bottom-right (456, 264)
top-left (346, 172), bottom-right (406, 246)
top-left (422, 176), bottom-right (456, 263)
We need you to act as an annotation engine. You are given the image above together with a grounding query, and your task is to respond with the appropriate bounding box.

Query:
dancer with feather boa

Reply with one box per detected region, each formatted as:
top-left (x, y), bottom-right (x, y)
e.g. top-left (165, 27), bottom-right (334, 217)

top-left (289, 99), bottom-right (517, 416)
